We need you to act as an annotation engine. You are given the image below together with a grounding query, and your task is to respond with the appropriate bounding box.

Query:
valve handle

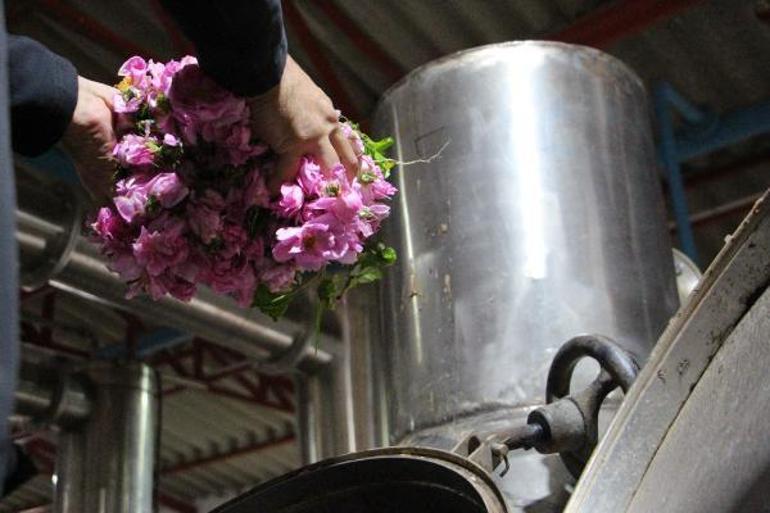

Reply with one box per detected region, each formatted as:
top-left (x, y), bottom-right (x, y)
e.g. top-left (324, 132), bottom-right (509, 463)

top-left (531, 334), bottom-right (640, 479)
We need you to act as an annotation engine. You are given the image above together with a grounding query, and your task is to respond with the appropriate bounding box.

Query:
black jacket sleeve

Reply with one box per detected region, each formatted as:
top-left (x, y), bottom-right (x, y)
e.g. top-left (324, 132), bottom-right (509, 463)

top-left (8, 35), bottom-right (78, 157)
top-left (160, 0), bottom-right (288, 97)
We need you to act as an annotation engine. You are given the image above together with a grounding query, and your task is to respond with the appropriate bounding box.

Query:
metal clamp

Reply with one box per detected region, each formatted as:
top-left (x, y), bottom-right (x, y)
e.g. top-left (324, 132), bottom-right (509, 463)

top-left (527, 334), bottom-right (639, 478)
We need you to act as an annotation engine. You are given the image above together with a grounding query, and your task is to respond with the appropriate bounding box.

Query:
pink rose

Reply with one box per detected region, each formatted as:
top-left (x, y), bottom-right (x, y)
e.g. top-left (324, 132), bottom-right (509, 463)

top-left (275, 184), bottom-right (304, 219)
top-left (113, 134), bottom-right (156, 167)
top-left (146, 173), bottom-right (188, 208)
top-left (118, 56), bottom-right (149, 88)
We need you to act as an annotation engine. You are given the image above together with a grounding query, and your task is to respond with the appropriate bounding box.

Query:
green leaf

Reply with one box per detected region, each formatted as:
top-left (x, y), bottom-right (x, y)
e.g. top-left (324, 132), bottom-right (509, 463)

top-left (318, 273), bottom-right (346, 308)
top-left (318, 277), bottom-right (338, 303)
top-left (145, 195), bottom-right (160, 215)
top-left (253, 284), bottom-right (294, 321)
top-left (380, 246), bottom-right (397, 265)
top-left (350, 266), bottom-right (383, 286)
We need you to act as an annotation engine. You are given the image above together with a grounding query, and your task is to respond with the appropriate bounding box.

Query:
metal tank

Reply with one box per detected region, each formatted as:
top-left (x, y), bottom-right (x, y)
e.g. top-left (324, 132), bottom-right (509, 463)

top-left (347, 41), bottom-right (680, 509)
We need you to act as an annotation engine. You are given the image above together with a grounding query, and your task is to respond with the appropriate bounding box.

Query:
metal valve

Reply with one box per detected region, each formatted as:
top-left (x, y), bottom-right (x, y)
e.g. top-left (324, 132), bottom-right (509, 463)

top-left (477, 335), bottom-right (640, 480)
top-left (522, 335), bottom-right (639, 478)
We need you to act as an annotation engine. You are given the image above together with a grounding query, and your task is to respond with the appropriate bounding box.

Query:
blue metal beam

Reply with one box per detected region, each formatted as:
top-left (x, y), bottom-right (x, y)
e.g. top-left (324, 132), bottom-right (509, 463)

top-left (95, 328), bottom-right (193, 360)
top-left (676, 101), bottom-right (770, 161)
top-left (657, 82), bottom-right (709, 126)
top-left (654, 84), bottom-right (700, 264)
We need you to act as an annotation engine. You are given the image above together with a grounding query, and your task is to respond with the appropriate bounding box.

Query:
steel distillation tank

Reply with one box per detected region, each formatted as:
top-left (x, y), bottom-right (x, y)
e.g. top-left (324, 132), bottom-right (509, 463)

top-left (343, 42), bottom-right (680, 510)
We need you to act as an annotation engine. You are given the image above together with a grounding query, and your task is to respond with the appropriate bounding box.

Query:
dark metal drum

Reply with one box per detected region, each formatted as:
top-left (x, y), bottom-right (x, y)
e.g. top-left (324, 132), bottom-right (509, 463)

top-left (211, 447), bottom-right (508, 513)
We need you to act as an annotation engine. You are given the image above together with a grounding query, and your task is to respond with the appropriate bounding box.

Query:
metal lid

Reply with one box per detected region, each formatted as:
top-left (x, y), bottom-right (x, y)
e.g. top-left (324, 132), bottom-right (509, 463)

top-left (212, 447), bottom-right (508, 513)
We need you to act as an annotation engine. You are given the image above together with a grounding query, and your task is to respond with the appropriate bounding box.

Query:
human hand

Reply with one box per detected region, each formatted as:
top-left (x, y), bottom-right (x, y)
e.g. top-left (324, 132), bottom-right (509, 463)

top-left (61, 76), bottom-right (118, 204)
top-left (247, 56), bottom-right (360, 192)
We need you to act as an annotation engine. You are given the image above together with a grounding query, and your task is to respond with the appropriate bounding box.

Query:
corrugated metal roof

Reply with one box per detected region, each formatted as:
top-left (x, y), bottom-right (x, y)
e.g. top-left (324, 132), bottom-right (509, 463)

top-left (4, 0), bottom-right (770, 510)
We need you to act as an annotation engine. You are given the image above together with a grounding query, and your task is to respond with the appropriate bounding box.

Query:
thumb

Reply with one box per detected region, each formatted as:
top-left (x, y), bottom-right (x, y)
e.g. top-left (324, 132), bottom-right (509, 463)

top-left (268, 149), bottom-right (303, 195)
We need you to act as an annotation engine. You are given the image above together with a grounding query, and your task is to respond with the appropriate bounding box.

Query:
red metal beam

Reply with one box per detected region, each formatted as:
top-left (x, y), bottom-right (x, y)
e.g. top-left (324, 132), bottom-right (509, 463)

top-left (684, 153), bottom-right (770, 190)
top-left (204, 343), bottom-right (266, 400)
top-left (158, 492), bottom-right (198, 513)
top-left (148, 0), bottom-right (195, 56)
top-left (162, 434), bottom-right (295, 475)
top-left (550, 0), bottom-right (705, 49)
top-left (39, 291), bottom-right (57, 344)
top-left (156, 343), bottom-right (294, 412)
top-left (20, 285), bottom-right (53, 304)
top-left (17, 506), bottom-right (51, 513)
top-left (20, 322), bottom-right (90, 359)
top-left (312, 1), bottom-right (405, 83)
top-left (38, 0), bottom-right (158, 59)
top-left (282, 0), bottom-right (360, 120)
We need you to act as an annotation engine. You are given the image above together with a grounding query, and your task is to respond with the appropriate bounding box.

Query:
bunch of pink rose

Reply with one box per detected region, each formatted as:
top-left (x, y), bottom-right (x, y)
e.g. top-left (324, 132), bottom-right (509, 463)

top-left (90, 55), bottom-right (397, 318)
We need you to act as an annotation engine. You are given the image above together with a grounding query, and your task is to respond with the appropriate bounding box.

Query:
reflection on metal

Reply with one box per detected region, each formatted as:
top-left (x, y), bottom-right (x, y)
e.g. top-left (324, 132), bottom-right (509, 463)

top-left (212, 447), bottom-right (508, 513)
top-left (14, 171), bottom-right (332, 370)
top-left (14, 365), bottom-right (90, 427)
top-left (673, 248), bottom-right (702, 305)
top-left (54, 362), bottom-right (158, 513)
top-left (566, 191), bottom-right (770, 512)
top-left (348, 41), bottom-right (678, 510)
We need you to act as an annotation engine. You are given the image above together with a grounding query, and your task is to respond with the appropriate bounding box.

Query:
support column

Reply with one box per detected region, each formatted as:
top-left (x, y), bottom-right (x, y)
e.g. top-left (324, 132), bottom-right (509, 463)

top-left (54, 362), bottom-right (158, 513)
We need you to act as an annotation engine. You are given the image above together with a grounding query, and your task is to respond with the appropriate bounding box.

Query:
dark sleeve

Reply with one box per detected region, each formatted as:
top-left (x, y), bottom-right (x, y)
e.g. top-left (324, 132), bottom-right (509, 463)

top-left (160, 0), bottom-right (288, 97)
top-left (8, 35), bottom-right (78, 157)
top-left (2, 443), bottom-right (37, 497)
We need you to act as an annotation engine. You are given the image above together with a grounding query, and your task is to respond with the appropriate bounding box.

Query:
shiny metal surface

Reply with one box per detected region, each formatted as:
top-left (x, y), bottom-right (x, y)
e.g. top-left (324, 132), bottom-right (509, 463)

top-left (356, 41), bottom-right (679, 509)
top-left (566, 191), bottom-right (770, 513)
top-left (296, 337), bottom-right (356, 463)
top-left (15, 171), bottom-right (82, 291)
top-left (15, 171), bottom-right (332, 371)
top-left (54, 362), bottom-right (157, 513)
top-left (13, 365), bottom-right (90, 426)
top-left (672, 248), bottom-right (702, 305)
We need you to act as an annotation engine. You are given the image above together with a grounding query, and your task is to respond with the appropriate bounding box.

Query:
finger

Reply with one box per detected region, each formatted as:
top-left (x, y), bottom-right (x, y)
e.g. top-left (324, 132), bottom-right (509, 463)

top-left (97, 85), bottom-right (119, 109)
top-left (330, 127), bottom-right (359, 180)
top-left (269, 149), bottom-right (303, 195)
top-left (314, 138), bottom-right (339, 175)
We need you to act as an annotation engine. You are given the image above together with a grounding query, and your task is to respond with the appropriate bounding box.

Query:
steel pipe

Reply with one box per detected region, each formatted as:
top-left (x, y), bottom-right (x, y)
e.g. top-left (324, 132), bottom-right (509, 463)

top-left (13, 364), bottom-right (90, 427)
top-left (15, 170), bottom-right (331, 370)
top-left (54, 362), bottom-right (158, 513)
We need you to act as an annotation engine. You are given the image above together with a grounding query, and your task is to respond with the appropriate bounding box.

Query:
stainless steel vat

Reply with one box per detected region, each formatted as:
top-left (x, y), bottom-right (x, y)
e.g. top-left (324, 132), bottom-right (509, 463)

top-left (349, 41), bottom-right (679, 509)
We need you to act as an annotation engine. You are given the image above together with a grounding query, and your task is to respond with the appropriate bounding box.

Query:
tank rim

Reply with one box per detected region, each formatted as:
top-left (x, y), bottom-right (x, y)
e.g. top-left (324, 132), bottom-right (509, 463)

top-left (375, 40), bottom-right (646, 113)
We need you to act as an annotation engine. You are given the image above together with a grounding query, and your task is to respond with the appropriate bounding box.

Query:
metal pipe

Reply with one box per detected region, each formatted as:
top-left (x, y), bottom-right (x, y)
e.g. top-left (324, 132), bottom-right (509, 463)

top-left (296, 336), bottom-right (356, 462)
top-left (13, 365), bottom-right (91, 427)
top-left (15, 171), bottom-right (332, 371)
top-left (54, 362), bottom-right (158, 513)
